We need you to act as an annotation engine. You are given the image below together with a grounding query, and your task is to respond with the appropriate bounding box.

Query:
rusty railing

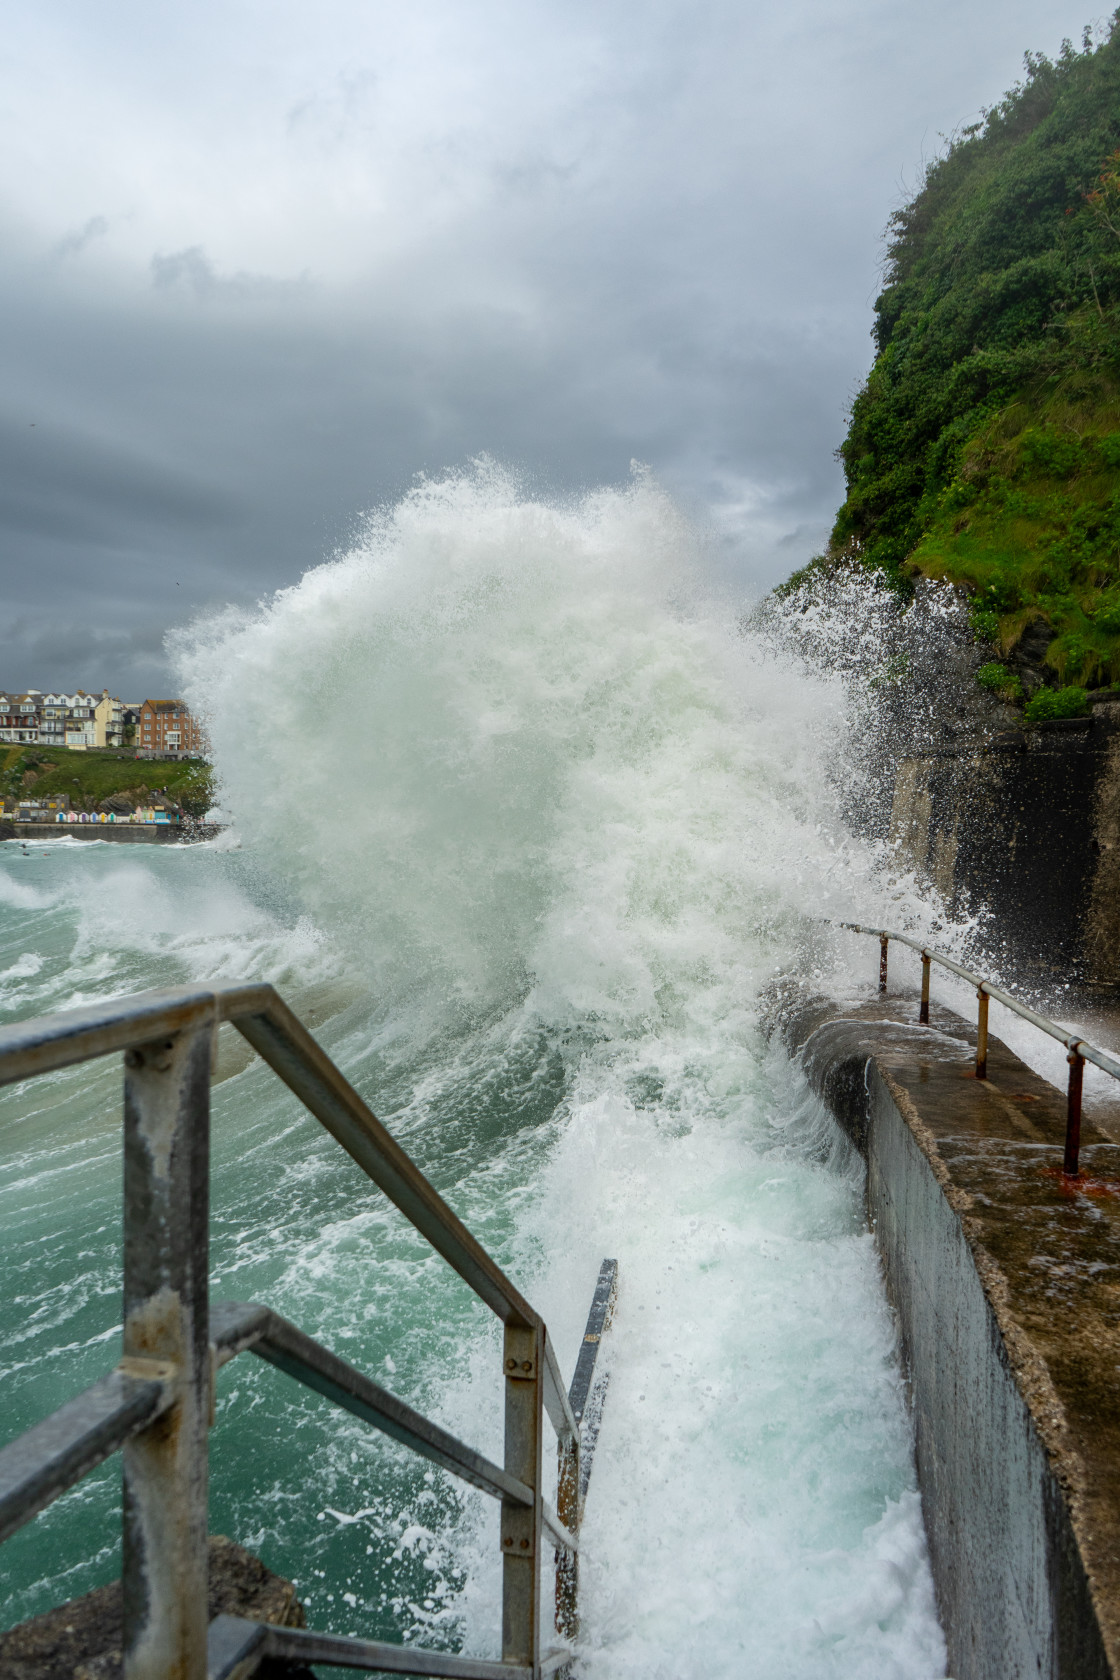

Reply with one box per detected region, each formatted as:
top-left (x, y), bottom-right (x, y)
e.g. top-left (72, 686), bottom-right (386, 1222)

top-left (0, 982), bottom-right (618, 1680)
top-left (836, 921), bottom-right (1120, 1178)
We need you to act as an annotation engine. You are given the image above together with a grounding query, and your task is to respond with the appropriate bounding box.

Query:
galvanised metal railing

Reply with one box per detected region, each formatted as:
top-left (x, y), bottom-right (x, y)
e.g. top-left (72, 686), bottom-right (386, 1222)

top-left (836, 921), bottom-right (1120, 1177)
top-left (0, 982), bottom-right (618, 1680)
top-left (836, 927), bottom-right (1120, 1176)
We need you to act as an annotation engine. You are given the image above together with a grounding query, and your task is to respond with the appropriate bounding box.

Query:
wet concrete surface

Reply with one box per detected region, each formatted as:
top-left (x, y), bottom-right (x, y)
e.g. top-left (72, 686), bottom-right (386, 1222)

top-left (768, 984), bottom-right (1120, 1679)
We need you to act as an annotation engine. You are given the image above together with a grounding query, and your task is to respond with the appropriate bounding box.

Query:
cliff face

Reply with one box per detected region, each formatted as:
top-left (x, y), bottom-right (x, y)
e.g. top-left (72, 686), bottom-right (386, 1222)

top-left (887, 705), bottom-right (1120, 985)
top-left (822, 19), bottom-right (1120, 696)
top-left (776, 22), bottom-right (1120, 984)
top-left (761, 572), bottom-right (1120, 986)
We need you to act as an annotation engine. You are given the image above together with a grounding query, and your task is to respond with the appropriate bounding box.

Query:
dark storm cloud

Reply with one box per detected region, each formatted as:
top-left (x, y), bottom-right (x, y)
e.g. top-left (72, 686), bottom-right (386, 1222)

top-left (0, 414), bottom-right (238, 544)
top-left (0, 0), bottom-right (1104, 695)
top-left (0, 617), bottom-right (170, 701)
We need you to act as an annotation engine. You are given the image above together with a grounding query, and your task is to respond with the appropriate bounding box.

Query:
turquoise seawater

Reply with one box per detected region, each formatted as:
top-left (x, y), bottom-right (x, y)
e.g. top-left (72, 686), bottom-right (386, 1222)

top-left (1, 469), bottom-right (947, 1677)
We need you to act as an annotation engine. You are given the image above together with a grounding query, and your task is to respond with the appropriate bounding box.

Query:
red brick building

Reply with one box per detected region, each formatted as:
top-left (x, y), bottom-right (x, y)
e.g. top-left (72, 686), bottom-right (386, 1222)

top-left (137, 700), bottom-right (207, 756)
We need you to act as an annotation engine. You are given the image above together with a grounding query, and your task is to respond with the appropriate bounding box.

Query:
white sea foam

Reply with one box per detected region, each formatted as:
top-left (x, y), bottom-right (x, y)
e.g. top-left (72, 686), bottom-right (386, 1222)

top-left (165, 464), bottom-right (948, 1674)
top-left (519, 1052), bottom-right (946, 1680)
top-left (0, 954), bottom-right (43, 981)
top-left (176, 465), bottom-right (935, 1024)
top-left (0, 844), bottom-right (344, 1029)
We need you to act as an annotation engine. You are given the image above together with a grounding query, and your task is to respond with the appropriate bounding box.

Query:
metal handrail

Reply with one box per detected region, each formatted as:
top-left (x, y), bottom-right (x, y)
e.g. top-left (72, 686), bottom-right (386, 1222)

top-left (0, 983), bottom-right (577, 1431)
top-left (834, 921), bottom-right (1120, 1177)
top-left (0, 981), bottom-right (618, 1680)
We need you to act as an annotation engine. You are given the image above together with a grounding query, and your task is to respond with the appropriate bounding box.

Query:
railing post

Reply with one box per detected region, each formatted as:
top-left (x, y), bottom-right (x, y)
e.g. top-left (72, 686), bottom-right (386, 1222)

top-left (879, 935), bottom-right (888, 995)
top-left (121, 1024), bottom-right (213, 1680)
top-left (502, 1322), bottom-right (543, 1676)
top-left (554, 1427), bottom-right (580, 1643)
top-left (975, 987), bottom-right (989, 1081)
top-left (919, 954), bottom-right (931, 1026)
top-left (1065, 1047), bottom-right (1084, 1177)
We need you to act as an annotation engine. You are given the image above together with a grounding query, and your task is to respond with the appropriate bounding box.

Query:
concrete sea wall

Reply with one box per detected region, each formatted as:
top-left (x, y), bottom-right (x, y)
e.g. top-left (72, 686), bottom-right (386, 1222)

top-left (0, 822), bottom-right (222, 844)
top-left (769, 988), bottom-right (1120, 1680)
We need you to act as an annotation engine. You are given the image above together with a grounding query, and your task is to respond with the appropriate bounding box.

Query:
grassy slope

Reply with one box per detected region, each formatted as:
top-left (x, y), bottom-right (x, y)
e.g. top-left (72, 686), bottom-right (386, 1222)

top-left (824, 19), bottom-right (1120, 691)
top-left (2, 747), bottom-right (214, 818)
top-left (913, 374), bottom-right (1120, 680)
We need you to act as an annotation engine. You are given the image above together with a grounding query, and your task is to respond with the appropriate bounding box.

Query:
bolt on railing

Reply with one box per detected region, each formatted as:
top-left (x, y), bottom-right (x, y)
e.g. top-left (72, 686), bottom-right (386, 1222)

top-left (836, 922), bottom-right (1120, 1178)
top-left (0, 982), bottom-right (619, 1680)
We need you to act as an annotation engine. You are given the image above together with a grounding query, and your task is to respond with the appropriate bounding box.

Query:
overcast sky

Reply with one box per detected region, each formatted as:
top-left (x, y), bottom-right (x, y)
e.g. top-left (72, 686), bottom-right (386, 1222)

top-left (0, 0), bottom-right (1104, 697)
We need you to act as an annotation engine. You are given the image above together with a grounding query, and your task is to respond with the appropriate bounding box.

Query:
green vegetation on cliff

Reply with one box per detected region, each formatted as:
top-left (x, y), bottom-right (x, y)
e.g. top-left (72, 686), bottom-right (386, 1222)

top-left (1, 747), bottom-right (213, 818)
top-left (827, 16), bottom-right (1120, 687)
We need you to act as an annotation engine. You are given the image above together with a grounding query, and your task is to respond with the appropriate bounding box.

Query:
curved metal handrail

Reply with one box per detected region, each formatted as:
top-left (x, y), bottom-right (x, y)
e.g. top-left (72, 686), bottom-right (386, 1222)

top-left (833, 921), bottom-right (1120, 1176)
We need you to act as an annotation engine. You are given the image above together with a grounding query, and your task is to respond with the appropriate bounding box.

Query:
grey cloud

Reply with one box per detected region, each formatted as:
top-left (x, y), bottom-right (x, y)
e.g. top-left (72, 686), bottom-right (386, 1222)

top-left (53, 215), bottom-right (109, 261)
top-left (493, 155), bottom-right (581, 197)
top-left (150, 246), bottom-right (310, 302)
top-left (0, 616), bottom-right (173, 700)
top-left (285, 69), bottom-right (379, 145)
top-left (776, 523), bottom-right (831, 553)
top-left (0, 414), bottom-right (241, 546)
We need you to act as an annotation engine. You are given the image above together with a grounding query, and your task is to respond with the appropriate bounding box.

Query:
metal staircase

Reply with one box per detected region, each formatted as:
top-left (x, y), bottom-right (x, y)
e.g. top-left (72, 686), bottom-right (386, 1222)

top-left (0, 982), bottom-right (618, 1679)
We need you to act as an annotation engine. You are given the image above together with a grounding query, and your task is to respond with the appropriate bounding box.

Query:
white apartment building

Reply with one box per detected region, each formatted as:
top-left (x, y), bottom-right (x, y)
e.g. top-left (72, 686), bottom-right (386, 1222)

top-left (41, 693), bottom-right (97, 750)
top-left (0, 692), bottom-right (43, 744)
top-left (0, 688), bottom-right (126, 749)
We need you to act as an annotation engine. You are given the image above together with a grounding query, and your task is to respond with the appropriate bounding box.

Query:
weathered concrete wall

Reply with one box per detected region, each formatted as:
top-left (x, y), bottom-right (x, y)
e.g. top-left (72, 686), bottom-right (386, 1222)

top-left (770, 988), bottom-right (1120, 1680)
top-left (867, 1060), bottom-right (1068, 1677)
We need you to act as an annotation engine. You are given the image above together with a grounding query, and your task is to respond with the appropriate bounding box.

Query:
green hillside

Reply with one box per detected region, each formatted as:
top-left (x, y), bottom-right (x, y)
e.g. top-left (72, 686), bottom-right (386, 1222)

top-left (823, 18), bottom-right (1120, 696)
top-left (1, 747), bottom-right (213, 818)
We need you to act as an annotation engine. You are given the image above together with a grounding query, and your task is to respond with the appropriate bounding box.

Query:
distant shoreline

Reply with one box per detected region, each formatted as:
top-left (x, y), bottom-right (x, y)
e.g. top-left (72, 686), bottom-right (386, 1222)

top-left (0, 821), bottom-right (224, 845)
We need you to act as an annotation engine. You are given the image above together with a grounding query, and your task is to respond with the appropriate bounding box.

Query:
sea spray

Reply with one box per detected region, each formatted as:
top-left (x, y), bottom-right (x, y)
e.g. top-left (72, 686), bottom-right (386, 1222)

top-left (0, 464), bottom-right (949, 1674)
top-left (175, 464), bottom-right (892, 1038)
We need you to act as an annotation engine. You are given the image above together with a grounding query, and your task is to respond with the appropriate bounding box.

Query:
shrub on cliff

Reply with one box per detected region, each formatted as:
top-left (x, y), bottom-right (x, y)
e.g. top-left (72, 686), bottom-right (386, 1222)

top-left (1023, 683), bottom-right (1090, 721)
top-left (976, 661), bottom-right (1023, 700)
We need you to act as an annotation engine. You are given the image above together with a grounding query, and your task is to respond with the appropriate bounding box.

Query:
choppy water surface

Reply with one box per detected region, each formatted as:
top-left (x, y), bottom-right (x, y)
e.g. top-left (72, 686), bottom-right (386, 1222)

top-left (0, 468), bottom-right (947, 1677)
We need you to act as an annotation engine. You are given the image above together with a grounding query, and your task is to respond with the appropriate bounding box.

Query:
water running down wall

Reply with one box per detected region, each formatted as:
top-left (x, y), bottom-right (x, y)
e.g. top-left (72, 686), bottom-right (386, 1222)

top-left (2, 465), bottom-right (951, 1677)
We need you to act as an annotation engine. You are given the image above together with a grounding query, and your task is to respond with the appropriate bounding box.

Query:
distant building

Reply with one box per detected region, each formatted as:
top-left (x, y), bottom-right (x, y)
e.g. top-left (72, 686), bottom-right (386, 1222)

top-left (137, 699), bottom-right (207, 757)
top-left (0, 692), bottom-right (43, 744)
top-left (93, 690), bottom-right (125, 748)
top-left (38, 694), bottom-right (67, 747)
top-left (41, 691), bottom-right (96, 749)
top-left (0, 687), bottom-right (127, 750)
top-left (40, 690), bottom-right (127, 750)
